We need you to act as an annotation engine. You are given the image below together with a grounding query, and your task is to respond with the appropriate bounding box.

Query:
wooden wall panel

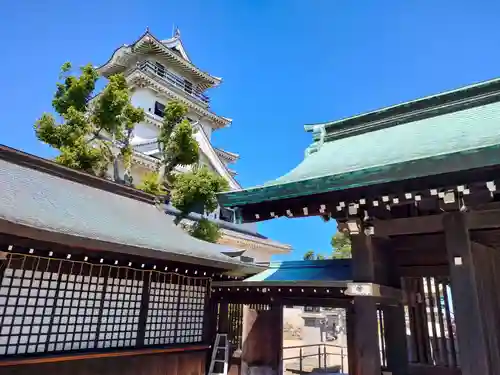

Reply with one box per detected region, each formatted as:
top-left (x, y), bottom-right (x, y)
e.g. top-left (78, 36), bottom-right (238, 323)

top-left (0, 351), bottom-right (207, 375)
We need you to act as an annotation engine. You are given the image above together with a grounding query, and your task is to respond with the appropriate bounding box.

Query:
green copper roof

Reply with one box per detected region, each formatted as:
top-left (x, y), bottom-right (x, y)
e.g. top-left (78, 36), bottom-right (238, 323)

top-left (219, 80), bottom-right (500, 208)
top-left (306, 77), bottom-right (500, 131)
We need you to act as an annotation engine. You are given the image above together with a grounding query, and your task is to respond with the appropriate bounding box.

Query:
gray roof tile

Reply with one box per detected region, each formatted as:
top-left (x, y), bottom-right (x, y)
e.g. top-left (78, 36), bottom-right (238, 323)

top-left (0, 158), bottom-right (252, 269)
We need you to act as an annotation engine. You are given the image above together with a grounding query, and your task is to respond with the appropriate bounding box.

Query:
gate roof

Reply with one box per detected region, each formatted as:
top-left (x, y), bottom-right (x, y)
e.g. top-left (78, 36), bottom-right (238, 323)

top-left (212, 259), bottom-right (352, 305)
top-left (217, 78), bottom-right (500, 223)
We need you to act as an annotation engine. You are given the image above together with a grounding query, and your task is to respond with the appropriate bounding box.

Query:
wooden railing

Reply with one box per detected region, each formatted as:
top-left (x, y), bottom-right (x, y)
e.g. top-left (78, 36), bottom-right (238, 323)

top-left (282, 343), bottom-right (347, 374)
top-left (137, 61), bottom-right (210, 105)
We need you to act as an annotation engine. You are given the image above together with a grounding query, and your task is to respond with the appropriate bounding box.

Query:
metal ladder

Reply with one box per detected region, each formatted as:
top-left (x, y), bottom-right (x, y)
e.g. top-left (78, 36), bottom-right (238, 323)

top-left (208, 333), bottom-right (229, 375)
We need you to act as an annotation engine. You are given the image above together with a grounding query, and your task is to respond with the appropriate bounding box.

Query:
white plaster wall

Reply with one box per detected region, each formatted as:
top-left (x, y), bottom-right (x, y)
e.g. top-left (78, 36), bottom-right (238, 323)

top-left (134, 122), bottom-right (159, 141)
top-left (201, 122), bottom-right (213, 140)
top-left (130, 164), bottom-right (153, 185)
top-left (105, 159), bottom-right (154, 186)
top-left (130, 87), bottom-right (157, 112)
top-left (199, 153), bottom-right (217, 174)
top-left (130, 87), bottom-right (216, 139)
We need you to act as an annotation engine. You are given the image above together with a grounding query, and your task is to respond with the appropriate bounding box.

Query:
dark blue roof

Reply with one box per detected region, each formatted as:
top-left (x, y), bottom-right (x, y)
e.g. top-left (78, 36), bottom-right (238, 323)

top-left (245, 259), bottom-right (352, 283)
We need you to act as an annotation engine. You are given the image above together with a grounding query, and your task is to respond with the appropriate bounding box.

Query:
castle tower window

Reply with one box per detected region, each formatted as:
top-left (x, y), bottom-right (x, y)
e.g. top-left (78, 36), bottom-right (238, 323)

top-left (154, 62), bottom-right (166, 78)
top-left (154, 101), bottom-right (165, 117)
top-left (184, 79), bottom-right (193, 95)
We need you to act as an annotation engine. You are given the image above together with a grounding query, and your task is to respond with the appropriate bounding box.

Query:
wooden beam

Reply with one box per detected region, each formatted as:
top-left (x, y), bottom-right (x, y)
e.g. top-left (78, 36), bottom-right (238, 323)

top-left (0, 345), bottom-right (210, 367)
top-left (466, 209), bottom-right (500, 230)
top-left (211, 280), bottom-right (349, 288)
top-left (375, 209), bottom-right (500, 237)
top-left (375, 215), bottom-right (444, 236)
top-left (397, 265), bottom-right (449, 277)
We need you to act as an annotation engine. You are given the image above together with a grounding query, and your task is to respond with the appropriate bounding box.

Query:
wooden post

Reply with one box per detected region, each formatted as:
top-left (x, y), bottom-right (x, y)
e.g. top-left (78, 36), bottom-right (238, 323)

top-left (203, 297), bottom-right (218, 345)
top-left (346, 306), bottom-right (357, 375)
top-left (350, 230), bottom-right (383, 375)
top-left (382, 248), bottom-right (409, 375)
top-left (271, 303), bottom-right (284, 375)
top-left (136, 272), bottom-right (151, 346)
top-left (241, 305), bottom-right (282, 375)
top-left (218, 301), bottom-right (229, 334)
top-left (241, 305), bottom-right (257, 375)
top-left (443, 212), bottom-right (500, 375)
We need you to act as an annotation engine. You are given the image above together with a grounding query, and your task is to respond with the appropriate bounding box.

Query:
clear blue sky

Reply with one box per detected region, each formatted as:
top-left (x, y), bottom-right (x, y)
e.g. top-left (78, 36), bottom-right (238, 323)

top-left (1, 1), bottom-right (500, 260)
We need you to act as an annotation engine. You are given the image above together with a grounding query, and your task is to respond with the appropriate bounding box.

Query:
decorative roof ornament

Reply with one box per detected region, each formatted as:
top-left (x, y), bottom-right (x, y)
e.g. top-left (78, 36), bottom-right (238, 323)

top-left (305, 125), bottom-right (326, 157)
top-left (174, 26), bottom-right (181, 38)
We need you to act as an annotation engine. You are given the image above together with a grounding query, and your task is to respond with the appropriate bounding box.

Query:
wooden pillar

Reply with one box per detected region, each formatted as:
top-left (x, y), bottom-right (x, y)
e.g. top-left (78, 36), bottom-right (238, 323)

top-left (271, 303), bottom-right (284, 374)
top-left (382, 249), bottom-right (409, 375)
top-left (240, 305), bottom-right (255, 375)
top-left (204, 297), bottom-right (218, 345)
top-left (346, 305), bottom-right (358, 375)
top-left (350, 231), bottom-right (383, 375)
top-left (443, 212), bottom-right (500, 375)
top-left (241, 306), bottom-right (282, 375)
top-left (218, 301), bottom-right (229, 334)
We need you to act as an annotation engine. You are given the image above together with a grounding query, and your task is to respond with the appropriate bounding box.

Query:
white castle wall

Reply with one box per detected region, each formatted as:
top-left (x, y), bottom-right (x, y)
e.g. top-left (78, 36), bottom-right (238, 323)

top-left (130, 87), bottom-right (214, 140)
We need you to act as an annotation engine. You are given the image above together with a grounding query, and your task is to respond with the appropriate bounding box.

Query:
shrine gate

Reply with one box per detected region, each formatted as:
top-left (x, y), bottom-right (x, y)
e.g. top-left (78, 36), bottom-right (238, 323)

top-left (217, 78), bottom-right (500, 375)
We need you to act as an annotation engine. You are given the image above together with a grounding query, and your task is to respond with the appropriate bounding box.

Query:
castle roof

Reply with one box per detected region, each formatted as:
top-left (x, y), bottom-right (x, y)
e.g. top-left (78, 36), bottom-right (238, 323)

top-left (98, 30), bottom-right (221, 90)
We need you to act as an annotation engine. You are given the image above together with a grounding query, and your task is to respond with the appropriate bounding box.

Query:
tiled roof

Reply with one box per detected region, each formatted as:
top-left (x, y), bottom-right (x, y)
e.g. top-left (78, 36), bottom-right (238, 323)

top-left (219, 78), bottom-right (500, 208)
top-left (0, 150), bottom-right (261, 271)
top-left (244, 259), bottom-right (352, 285)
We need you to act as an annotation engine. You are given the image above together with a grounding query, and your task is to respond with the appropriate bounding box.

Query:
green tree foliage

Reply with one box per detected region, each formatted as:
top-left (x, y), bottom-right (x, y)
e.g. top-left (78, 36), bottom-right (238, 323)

top-left (170, 166), bottom-right (229, 242)
top-left (331, 230), bottom-right (352, 259)
top-left (137, 100), bottom-right (227, 243)
top-left (34, 62), bottom-right (144, 179)
top-left (303, 250), bottom-right (326, 260)
top-left (303, 250), bottom-right (315, 260)
top-left (189, 218), bottom-right (222, 243)
top-left (156, 101), bottom-right (199, 185)
top-left (136, 171), bottom-right (165, 196)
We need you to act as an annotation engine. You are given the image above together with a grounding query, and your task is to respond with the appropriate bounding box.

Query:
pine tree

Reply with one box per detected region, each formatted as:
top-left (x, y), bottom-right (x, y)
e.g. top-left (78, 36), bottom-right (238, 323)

top-left (138, 100), bottom-right (229, 243)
